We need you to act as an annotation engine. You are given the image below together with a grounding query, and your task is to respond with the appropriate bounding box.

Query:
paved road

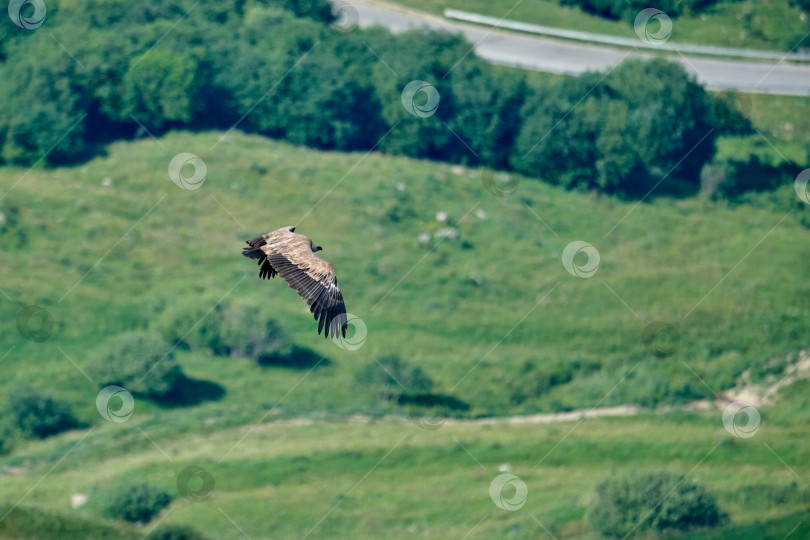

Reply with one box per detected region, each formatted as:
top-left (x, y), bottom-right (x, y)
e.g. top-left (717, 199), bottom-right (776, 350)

top-left (347, 0), bottom-right (810, 96)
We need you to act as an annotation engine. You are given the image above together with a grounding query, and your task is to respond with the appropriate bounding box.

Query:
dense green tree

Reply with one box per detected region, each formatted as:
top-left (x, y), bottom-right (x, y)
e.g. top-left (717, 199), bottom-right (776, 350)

top-left (221, 8), bottom-right (385, 150)
top-left (122, 50), bottom-right (199, 131)
top-left (512, 60), bottom-right (718, 197)
top-left (0, 38), bottom-right (88, 165)
top-left (606, 59), bottom-right (716, 186)
top-left (365, 29), bottom-right (471, 160)
top-left (445, 63), bottom-right (527, 167)
top-left (511, 77), bottom-right (607, 190)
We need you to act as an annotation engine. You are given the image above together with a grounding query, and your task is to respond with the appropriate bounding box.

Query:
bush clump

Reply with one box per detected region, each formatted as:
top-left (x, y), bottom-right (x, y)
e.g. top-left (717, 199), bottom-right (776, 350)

top-left (148, 524), bottom-right (210, 540)
top-left (104, 483), bottom-right (173, 524)
top-left (156, 300), bottom-right (293, 361)
top-left (356, 355), bottom-right (434, 402)
top-left (92, 331), bottom-right (182, 397)
top-left (588, 470), bottom-right (726, 537)
top-left (7, 387), bottom-right (79, 439)
top-left (703, 156), bottom-right (798, 200)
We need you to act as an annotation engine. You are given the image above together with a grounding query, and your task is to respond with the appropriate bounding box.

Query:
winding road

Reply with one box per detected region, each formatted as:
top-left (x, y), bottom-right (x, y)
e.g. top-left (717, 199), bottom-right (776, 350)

top-left (347, 0), bottom-right (810, 96)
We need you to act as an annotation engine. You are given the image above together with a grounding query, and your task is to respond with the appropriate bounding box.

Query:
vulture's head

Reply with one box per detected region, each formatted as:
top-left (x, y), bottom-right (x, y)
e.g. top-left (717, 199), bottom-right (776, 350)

top-left (311, 243), bottom-right (323, 252)
top-left (286, 225), bottom-right (296, 233)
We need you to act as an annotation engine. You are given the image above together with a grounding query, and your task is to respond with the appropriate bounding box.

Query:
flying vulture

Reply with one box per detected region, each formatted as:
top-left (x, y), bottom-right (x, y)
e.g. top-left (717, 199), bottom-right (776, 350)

top-left (242, 226), bottom-right (348, 339)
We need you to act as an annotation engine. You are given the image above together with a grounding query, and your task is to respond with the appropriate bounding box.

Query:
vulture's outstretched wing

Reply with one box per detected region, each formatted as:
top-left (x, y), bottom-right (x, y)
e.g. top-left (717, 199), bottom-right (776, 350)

top-left (242, 227), bottom-right (347, 339)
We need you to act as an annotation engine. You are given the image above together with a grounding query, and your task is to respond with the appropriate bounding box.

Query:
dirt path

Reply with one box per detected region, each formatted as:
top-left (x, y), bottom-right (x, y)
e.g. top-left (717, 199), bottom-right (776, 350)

top-left (247, 350), bottom-right (810, 430)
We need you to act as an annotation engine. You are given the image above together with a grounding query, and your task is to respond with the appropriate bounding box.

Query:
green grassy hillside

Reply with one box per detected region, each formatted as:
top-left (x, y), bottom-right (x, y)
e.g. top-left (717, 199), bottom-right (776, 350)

top-left (2, 131), bottom-right (808, 418)
top-left (1, 129), bottom-right (809, 537)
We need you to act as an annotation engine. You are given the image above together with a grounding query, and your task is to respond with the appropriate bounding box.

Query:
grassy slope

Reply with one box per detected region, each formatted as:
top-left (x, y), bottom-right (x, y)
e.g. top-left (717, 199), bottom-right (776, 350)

top-left (0, 123), bottom-right (808, 537)
top-left (2, 130), bottom-right (809, 418)
top-left (382, 0), bottom-right (810, 52)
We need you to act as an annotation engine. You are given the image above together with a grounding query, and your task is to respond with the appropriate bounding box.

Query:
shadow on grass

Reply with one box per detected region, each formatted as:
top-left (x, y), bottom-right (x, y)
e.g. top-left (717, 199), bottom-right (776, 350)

top-left (398, 393), bottom-right (470, 411)
top-left (258, 346), bottom-right (331, 369)
top-left (151, 375), bottom-right (225, 408)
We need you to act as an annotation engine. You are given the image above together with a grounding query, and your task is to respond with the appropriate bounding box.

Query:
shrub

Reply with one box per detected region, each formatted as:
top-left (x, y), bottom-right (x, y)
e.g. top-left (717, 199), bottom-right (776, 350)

top-left (149, 524), bottom-right (210, 540)
top-left (508, 358), bottom-right (600, 405)
top-left (0, 199), bottom-right (25, 246)
top-left (104, 483), bottom-right (173, 524)
top-left (92, 331), bottom-right (182, 397)
top-left (7, 387), bottom-right (79, 439)
top-left (356, 355), bottom-right (434, 402)
top-left (156, 300), bottom-right (293, 361)
top-left (588, 470), bottom-right (726, 537)
top-left (0, 423), bottom-right (13, 454)
top-left (793, 0), bottom-right (810, 11)
top-left (704, 156), bottom-right (797, 200)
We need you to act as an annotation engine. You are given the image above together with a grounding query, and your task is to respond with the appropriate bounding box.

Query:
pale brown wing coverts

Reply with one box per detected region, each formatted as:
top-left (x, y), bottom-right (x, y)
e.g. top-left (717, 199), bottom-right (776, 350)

top-left (242, 227), bottom-right (347, 339)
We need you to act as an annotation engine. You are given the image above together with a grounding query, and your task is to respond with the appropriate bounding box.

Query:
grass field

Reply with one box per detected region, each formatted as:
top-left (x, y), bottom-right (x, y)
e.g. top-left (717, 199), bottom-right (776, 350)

top-left (1, 407), bottom-right (809, 538)
top-left (382, 0), bottom-right (810, 52)
top-left (0, 89), bottom-right (809, 537)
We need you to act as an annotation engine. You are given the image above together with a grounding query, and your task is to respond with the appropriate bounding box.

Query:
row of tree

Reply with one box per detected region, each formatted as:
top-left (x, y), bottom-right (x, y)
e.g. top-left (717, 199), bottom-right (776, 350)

top-left (0, 0), bottom-right (748, 197)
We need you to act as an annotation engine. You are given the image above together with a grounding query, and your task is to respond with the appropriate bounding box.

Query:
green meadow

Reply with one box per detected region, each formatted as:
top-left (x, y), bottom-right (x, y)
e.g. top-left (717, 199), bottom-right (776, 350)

top-left (0, 112), bottom-right (808, 536)
top-left (0, 410), bottom-right (809, 539)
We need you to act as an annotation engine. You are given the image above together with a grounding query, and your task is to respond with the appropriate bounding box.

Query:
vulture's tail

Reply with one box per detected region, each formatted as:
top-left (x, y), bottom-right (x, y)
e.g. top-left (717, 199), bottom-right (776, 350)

top-left (242, 236), bottom-right (277, 279)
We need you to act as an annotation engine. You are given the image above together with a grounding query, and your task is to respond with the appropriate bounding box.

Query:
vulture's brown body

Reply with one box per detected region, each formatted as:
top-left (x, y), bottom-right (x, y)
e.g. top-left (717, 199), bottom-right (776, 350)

top-left (242, 226), bottom-right (347, 339)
